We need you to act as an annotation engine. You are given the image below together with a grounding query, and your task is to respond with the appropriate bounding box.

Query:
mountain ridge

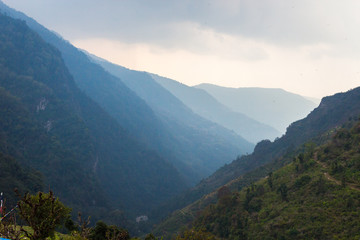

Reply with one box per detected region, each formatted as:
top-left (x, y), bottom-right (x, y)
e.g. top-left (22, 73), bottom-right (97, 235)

top-left (150, 73), bottom-right (280, 143)
top-left (91, 55), bottom-right (254, 180)
top-left (0, 1), bottom-right (254, 186)
top-left (190, 119), bottom-right (360, 239)
top-left (153, 86), bottom-right (360, 237)
top-left (195, 83), bottom-right (318, 133)
top-left (0, 11), bottom-right (188, 230)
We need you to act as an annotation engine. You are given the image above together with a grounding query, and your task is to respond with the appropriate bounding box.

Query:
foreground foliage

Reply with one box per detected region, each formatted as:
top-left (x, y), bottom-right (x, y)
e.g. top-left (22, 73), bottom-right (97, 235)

top-left (17, 191), bottom-right (71, 240)
top-left (0, 191), bottom-right (172, 240)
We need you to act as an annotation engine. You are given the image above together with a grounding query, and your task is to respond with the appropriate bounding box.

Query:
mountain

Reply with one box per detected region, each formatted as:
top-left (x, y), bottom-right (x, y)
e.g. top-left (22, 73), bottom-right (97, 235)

top-left (153, 86), bottom-right (360, 237)
top-left (91, 57), bottom-right (254, 180)
top-left (0, 88), bottom-right (44, 205)
top-left (0, 1), bottom-right (253, 185)
top-left (190, 120), bottom-right (360, 239)
top-left (210, 85), bottom-right (360, 197)
top-left (0, 12), bottom-right (188, 227)
top-left (0, 1), bottom-right (169, 154)
top-left (195, 83), bottom-right (318, 133)
top-left (151, 74), bottom-right (280, 143)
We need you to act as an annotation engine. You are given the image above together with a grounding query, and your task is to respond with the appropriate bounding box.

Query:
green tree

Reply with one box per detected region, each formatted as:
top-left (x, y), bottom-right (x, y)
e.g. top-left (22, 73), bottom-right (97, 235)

top-left (17, 191), bottom-right (71, 240)
top-left (89, 221), bottom-right (130, 240)
top-left (277, 183), bottom-right (288, 201)
top-left (175, 229), bottom-right (218, 240)
top-left (267, 172), bottom-right (273, 190)
top-left (144, 233), bottom-right (162, 240)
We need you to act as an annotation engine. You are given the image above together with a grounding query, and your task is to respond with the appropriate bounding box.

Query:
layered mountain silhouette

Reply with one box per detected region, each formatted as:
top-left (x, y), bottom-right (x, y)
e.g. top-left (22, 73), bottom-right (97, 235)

top-left (2, 2), bottom-right (354, 238)
top-left (91, 56), bottom-right (254, 180)
top-left (151, 74), bottom-right (280, 143)
top-left (196, 83), bottom-right (318, 133)
top-left (0, 11), bottom-right (188, 226)
top-left (0, 1), bottom-right (254, 186)
top-left (0, 1), bottom-right (256, 228)
top-left (153, 86), bottom-right (360, 236)
top-left (197, 86), bottom-right (360, 195)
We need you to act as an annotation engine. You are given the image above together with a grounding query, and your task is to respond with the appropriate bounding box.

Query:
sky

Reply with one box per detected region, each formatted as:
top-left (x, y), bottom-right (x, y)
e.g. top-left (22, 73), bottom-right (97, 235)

top-left (3, 0), bottom-right (360, 98)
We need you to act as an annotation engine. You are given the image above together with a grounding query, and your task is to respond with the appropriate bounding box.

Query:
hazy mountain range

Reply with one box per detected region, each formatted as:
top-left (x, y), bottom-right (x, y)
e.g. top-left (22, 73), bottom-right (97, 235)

top-left (90, 56), bottom-right (253, 179)
top-left (0, 11), bottom-right (190, 226)
top-left (0, 0), bottom-right (252, 224)
top-left (2, 1), bottom-right (356, 238)
top-left (150, 74), bottom-right (281, 143)
top-left (153, 86), bottom-right (360, 238)
top-left (196, 83), bottom-right (318, 133)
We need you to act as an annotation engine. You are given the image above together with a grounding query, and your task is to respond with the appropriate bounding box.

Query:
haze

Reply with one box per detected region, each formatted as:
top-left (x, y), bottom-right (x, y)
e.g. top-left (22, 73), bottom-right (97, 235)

top-left (4, 0), bottom-right (360, 98)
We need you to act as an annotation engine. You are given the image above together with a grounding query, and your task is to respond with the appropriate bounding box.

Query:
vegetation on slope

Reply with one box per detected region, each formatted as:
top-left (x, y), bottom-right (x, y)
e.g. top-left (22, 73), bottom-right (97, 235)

top-left (92, 58), bottom-right (254, 182)
top-left (152, 87), bottom-right (360, 234)
top-left (1, 190), bottom-right (201, 240)
top-left (190, 120), bottom-right (360, 239)
top-left (0, 12), bottom-right (188, 231)
top-left (0, 1), bottom-right (254, 188)
top-left (0, 152), bottom-right (43, 207)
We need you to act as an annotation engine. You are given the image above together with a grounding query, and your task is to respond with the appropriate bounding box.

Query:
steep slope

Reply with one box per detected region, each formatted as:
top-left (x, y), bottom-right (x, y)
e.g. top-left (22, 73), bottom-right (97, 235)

top-left (196, 83), bottom-right (317, 133)
top-left (0, 0), bottom-right (176, 173)
top-left (92, 58), bottom-right (254, 180)
top-left (0, 1), bottom-right (166, 149)
top-left (0, 12), bottom-right (187, 224)
top-left (153, 86), bottom-right (360, 236)
top-left (0, 153), bottom-right (43, 207)
top-left (191, 120), bottom-right (360, 239)
top-left (0, 1), bottom-right (254, 185)
top-left (0, 89), bottom-right (44, 207)
top-left (151, 74), bottom-right (280, 143)
top-left (0, 14), bottom-right (109, 215)
top-left (197, 86), bottom-right (360, 200)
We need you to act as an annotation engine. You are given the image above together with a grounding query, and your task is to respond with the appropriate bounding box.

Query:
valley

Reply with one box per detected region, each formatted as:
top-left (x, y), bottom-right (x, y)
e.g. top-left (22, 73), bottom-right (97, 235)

top-left (0, 1), bottom-right (359, 239)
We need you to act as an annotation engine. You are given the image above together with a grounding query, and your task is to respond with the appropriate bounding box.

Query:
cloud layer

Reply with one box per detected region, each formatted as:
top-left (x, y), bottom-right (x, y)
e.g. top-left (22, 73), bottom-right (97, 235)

top-left (3, 0), bottom-right (360, 98)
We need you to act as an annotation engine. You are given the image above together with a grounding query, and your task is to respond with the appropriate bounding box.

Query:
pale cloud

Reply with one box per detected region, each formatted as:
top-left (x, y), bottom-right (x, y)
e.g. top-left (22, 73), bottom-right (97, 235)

top-left (5, 0), bottom-right (360, 48)
top-left (73, 37), bottom-right (359, 98)
top-left (3, 0), bottom-right (360, 98)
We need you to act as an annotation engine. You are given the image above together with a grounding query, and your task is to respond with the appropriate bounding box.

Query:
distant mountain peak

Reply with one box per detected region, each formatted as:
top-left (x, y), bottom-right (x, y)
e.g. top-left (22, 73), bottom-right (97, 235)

top-left (195, 83), bottom-right (317, 133)
top-left (151, 74), bottom-right (281, 143)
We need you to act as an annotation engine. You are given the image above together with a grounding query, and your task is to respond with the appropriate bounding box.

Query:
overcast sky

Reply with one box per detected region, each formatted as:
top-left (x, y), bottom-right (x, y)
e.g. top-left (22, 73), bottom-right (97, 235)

top-left (3, 0), bottom-right (360, 98)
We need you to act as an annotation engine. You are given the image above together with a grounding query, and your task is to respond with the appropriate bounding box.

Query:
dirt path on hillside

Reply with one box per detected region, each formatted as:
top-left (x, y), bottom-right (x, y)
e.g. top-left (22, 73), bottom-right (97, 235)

top-left (314, 153), bottom-right (360, 191)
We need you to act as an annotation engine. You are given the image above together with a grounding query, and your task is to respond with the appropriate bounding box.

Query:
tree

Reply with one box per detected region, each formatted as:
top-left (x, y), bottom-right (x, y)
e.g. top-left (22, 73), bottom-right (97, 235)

top-left (144, 233), bottom-right (162, 240)
top-left (65, 212), bottom-right (92, 239)
top-left (267, 172), bottom-right (273, 190)
top-left (277, 184), bottom-right (288, 202)
top-left (89, 221), bottom-right (130, 240)
top-left (175, 229), bottom-right (218, 240)
top-left (16, 190), bottom-right (70, 240)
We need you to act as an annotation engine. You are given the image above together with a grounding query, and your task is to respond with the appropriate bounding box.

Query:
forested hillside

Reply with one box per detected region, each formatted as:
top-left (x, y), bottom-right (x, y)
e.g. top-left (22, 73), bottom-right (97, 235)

top-left (0, 13), bottom-right (109, 215)
top-left (92, 57), bottom-right (254, 180)
top-left (0, 0), bottom-right (254, 185)
top-left (153, 87), bottom-right (360, 237)
top-left (190, 120), bottom-right (360, 239)
top-left (193, 86), bottom-right (360, 200)
top-left (0, 13), bottom-right (188, 228)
